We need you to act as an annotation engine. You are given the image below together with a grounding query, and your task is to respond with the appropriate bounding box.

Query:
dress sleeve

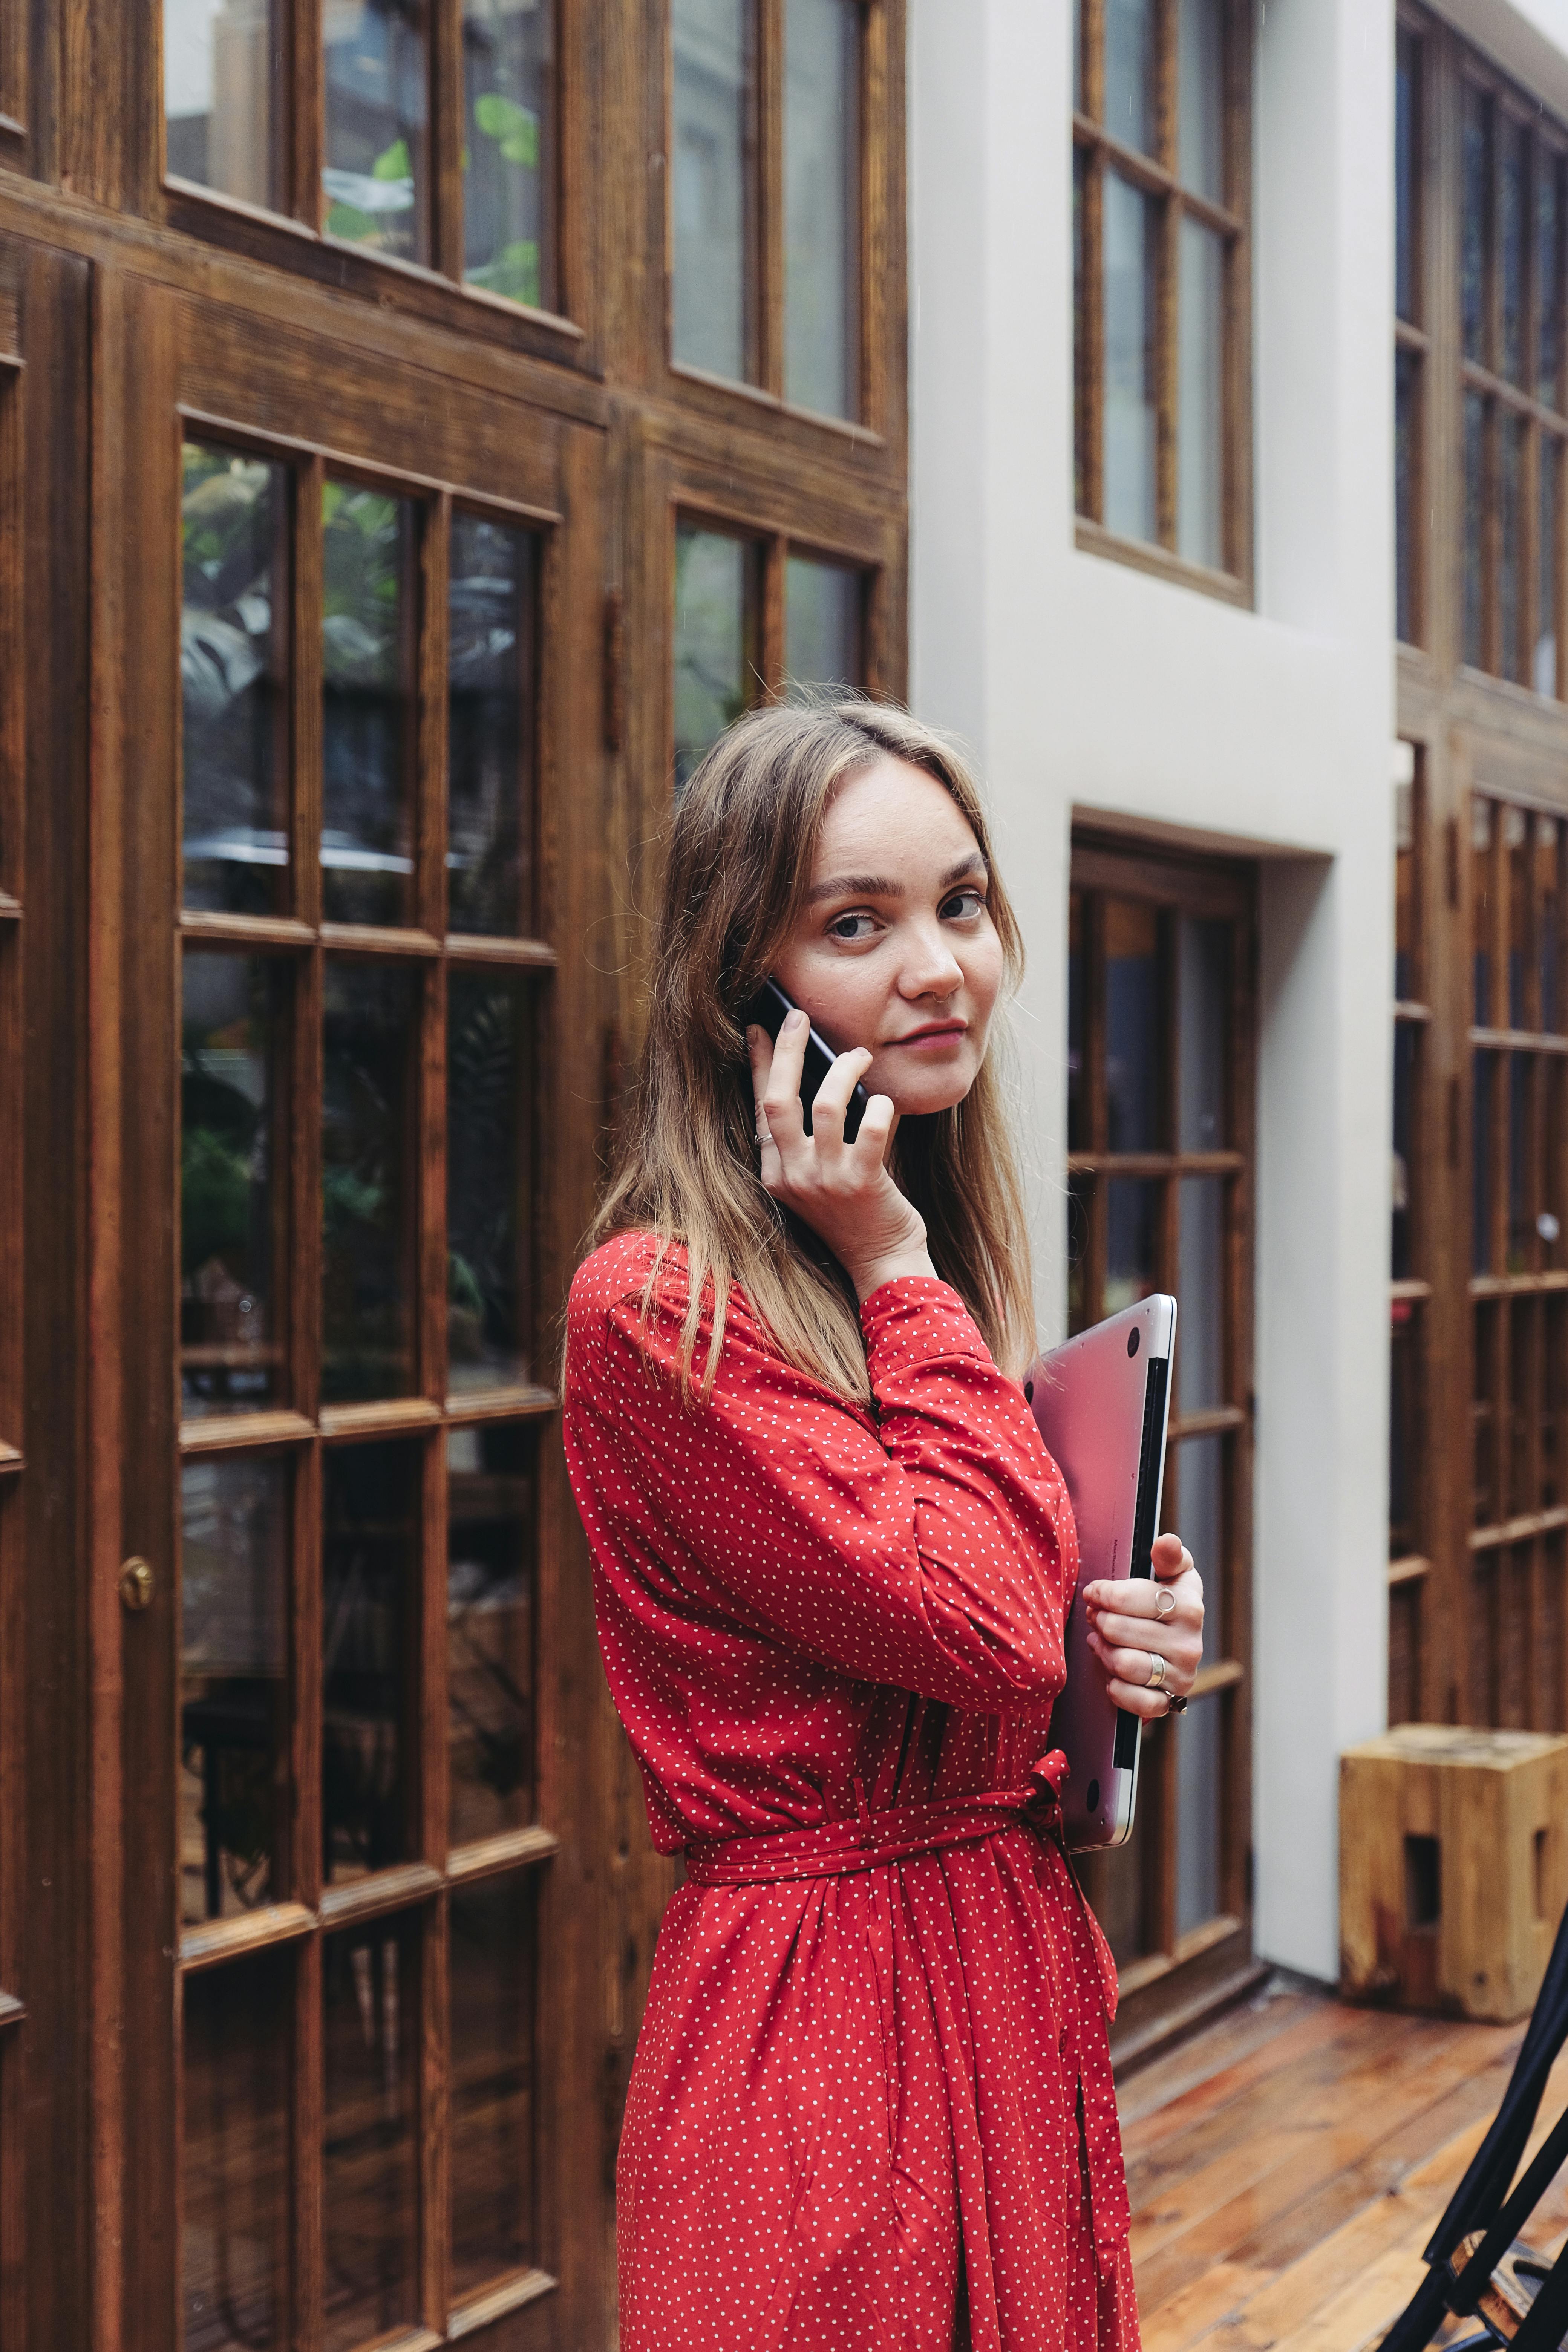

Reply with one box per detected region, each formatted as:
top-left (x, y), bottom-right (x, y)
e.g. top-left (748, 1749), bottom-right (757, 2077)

top-left (564, 1242), bottom-right (1077, 1713)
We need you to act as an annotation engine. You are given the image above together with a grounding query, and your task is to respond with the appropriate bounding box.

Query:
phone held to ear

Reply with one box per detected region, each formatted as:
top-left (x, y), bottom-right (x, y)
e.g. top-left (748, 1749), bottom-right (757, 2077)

top-left (746, 977), bottom-right (872, 1144)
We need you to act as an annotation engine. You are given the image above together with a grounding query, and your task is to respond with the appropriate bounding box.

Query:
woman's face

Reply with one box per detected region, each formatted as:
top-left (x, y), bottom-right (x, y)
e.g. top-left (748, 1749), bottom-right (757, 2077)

top-left (771, 754), bottom-right (1007, 1117)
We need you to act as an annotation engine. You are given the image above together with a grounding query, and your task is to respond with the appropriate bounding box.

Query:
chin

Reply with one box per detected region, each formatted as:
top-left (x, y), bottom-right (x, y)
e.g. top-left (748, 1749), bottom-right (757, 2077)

top-left (888, 1071), bottom-right (978, 1118)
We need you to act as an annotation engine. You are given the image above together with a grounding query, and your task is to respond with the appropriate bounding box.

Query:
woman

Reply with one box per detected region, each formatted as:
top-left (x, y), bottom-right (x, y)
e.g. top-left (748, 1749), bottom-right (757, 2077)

top-left (564, 700), bottom-right (1204, 2351)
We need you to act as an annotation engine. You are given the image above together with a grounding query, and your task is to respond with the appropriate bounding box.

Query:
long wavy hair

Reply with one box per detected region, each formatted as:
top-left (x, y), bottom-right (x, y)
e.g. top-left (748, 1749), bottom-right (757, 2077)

top-left (588, 697), bottom-right (1036, 1400)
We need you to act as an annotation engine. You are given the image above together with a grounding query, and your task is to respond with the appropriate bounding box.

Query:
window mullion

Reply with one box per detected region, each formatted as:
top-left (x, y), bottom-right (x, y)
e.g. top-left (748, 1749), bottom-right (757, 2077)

top-left (759, 0), bottom-right (786, 400)
top-left (291, 0), bottom-right (325, 229)
top-left (433, 1), bottom-right (466, 286)
top-left (422, 1895), bottom-right (453, 2327)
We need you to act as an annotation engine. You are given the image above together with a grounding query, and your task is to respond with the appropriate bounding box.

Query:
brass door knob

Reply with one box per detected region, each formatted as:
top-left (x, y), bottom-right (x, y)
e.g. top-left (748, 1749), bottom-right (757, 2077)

top-left (118, 1557), bottom-right (154, 1612)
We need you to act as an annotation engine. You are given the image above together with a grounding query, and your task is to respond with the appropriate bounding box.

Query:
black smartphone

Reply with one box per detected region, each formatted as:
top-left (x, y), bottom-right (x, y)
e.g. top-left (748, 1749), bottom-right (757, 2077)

top-left (745, 977), bottom-right (871, 1142)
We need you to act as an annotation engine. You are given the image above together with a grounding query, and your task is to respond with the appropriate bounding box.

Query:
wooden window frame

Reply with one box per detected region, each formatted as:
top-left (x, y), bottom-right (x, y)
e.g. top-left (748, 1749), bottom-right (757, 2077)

top-left (1389, 746), bottom-right (1432, 1726)
top-left (0, 332), bottom-right (23, 2352)
top-left (1072, 0), bottom-right (1254, 605)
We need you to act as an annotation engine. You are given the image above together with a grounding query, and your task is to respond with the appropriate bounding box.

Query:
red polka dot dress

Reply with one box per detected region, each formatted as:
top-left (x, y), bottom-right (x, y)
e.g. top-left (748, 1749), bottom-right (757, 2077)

top-left (564, 1231), bottom-right (1140, 2352)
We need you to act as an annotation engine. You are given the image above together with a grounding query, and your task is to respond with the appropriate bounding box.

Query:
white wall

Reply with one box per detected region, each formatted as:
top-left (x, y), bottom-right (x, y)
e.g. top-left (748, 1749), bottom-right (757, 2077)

top-left (908, 0), bottom-right (1396, 1981)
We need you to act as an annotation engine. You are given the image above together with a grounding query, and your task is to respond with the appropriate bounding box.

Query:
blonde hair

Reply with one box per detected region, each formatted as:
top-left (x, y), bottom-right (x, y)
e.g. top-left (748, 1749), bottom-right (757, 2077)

top-left (589, 697), bottom-right (1035, 1400)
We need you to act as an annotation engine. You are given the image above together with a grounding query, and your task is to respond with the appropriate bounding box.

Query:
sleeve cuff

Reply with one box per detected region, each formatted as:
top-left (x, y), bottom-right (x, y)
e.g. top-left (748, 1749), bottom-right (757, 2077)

top-left (859, 1276), bottom-right (994, 1381)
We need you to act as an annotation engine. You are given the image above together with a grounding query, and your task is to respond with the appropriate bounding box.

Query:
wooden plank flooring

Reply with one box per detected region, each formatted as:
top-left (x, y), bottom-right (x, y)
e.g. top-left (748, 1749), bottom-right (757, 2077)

top-left (1122, 1978), bottom-right (1568, 2350)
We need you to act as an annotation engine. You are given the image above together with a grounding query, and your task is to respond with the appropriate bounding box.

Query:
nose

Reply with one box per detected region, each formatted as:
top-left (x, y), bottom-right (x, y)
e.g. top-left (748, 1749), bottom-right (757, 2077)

top-left (897, 921), bottom-right (965, 1003)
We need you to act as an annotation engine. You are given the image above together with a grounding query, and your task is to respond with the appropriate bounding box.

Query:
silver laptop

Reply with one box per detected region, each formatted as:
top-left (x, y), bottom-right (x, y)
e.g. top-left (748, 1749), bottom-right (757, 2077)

top-left (1024, 1295), bottom-right (1177, 1851)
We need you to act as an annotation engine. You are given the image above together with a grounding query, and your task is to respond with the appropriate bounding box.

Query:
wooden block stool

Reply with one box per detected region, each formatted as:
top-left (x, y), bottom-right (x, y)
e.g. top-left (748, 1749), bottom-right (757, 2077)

top-left (1340, 1725), bottom-right (1568, 2022)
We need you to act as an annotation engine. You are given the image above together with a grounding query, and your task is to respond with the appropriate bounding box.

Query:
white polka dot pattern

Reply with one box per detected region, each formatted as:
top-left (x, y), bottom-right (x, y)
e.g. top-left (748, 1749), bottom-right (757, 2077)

top-left (563, 1231), bottom-right (1141, 2352)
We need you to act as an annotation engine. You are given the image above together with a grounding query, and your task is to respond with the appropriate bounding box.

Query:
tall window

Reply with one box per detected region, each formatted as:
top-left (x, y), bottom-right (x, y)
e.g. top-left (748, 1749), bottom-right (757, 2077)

top-left (1390, 747), bottom-right (1429, 1724)
top-left (1396, 23), bottom-right (1424, 646)
top-left (1073, 0), bottom-right (1251, 592)
top-left (671, 0), bottom-right (863, 420)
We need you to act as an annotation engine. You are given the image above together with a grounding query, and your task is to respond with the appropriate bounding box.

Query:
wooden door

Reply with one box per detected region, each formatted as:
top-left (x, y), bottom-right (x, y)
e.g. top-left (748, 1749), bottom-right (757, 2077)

top-left (107, 273), bottom-right (615, 2352)
top-left (1067, 831), bottom-right (1259, 2059)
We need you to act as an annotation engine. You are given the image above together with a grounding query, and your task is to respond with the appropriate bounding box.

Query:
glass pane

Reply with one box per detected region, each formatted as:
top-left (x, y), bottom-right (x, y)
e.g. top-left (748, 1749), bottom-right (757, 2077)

top-left (1390, 1297), bottom-right (1420, 1558)
top-left (182, 1953), bottom-right (289, 2350)
top-left (1395, 347), bottom-right (1419, 646)
top-left (1395, 772), bottom-right (1416, 1001)
top-left (1178, 1179), bottom-right (1223, 1411)
top-left (784, 0), bottom-right (859, 419)
top-left (1106, 896), bottom-right (1161, 1150)
top-left (180, 1455), bottom-right (289, 1925)
top-left (1463, 86), bottom-right (1491, 364)
top-left (1073, 145), bottom-right (1089, 518)
top-left (1539, 815), bottom-right (1562, 1032)
top-left (182, 953), bottom-right (287, 1419)
top-left (448, 970), bottom-right (536, 1393)
top-left (673, 523), bottom-right (756, 790)
top-left (1178, 913), bottom-right (1227, 1151)
top-left (1464, 391), bottom-right (1486, 671)
top-left (449, 513), bottom-right (537, 938)
top-left (182, 443), bottom-right (290, 917)
top-left (1540, 438), bottom-right (1560, 699)
top-left (1173, 1432), bottom-right (1222, 1657)
top-left (1104, 0), bottom-right (1155, 155)
top-left (323, 0), bottom-right (429, 265)
top-left (1095, 1775), bottom-right (1149, 1965)
top-left (323, 1441), bottom-right (420, 1882)
top-left (1074, 0), bottom-right (1084, 112)
top-left (1393, 1020), bottom-right (1418, 1281)
top-left (1176, 1695), bottom-right (1222, 1935)
top-left (1067, 891), bottom-right (1087, 1153)
top-left (1067, 1171), bottom-right (1093, 1335)
top-left (1508, 801), bottom-right (1530, 1029)
top-left (672, 0), bottom-right (756, 381)
top-left (1509, 1052), bottom-right (1531, 1271)
top-left (1177, 217), bottom-right (1223, 570)
top-left (450, 1872), bottom-right (539, 2298)
top-left (1177, 0), bottom-right (1223, 205)
top-left (1396, 29), bottom-right (1419, 325)
top-left (165, 0), bottom-right (281, 206)
top-left (1102, 173), bottom-right (1158, 545)
top-left (1475, 796), bottom-right (1494, 1025)
top-left (323, 1917), bottom-right (419, 2351)
top-left (1541, 152), bottom-right (1561, 405)
top-left (1475, 1297), bottom-right (1500, 1526)
top-left (1501, 412), bottom-right (1524, 683)
top-left (1106, 1177), bottom-right (1160, 1315)
top-left (462, 0), bottom-right (556, 309)
top-left (1503, 120), bottom-right (1528, 386)
top-left (1474, 1047), bottom-right (1497, 1274)
top-left (449, 1424), bottom-right (537, 1847)
top-left (784, 555), bottom-right (859, 694)
top-left (323, 960), bottom-right (419, 1403)
top-left (322, 482), bottom-right (418, 929)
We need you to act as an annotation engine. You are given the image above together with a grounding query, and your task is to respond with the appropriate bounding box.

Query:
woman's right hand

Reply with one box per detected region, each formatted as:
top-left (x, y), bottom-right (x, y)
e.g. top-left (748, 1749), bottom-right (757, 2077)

top-left (747, 1012), bottom-right (936, 1302)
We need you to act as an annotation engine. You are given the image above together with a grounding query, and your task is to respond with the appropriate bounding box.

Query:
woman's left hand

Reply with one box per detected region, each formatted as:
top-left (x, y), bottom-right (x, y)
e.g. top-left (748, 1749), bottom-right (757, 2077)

top-left (1082, 1533), bottom-right (1204, 1718)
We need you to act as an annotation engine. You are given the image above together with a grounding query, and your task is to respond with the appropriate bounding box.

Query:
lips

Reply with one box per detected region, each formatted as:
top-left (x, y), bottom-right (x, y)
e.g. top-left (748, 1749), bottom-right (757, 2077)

top-left (893, 1024), bottom-right (967, 1044)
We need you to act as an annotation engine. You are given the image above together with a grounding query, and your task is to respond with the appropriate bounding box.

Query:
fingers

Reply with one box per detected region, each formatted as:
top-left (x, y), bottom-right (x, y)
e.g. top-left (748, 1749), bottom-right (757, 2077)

top-left (1086, 1624), bottom-right (1197, 1713)
top-left (806, 1045), bottom-right (875, 1143)
top-left (1151, 1531), bottom-right (1190, 1580)
top-left (1083, 1567), bottom-right (1202, 1621)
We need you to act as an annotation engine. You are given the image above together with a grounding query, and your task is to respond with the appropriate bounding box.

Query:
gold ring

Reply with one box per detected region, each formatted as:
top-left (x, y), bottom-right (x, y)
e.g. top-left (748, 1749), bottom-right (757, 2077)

top-left (1146, 1651), bottom-right (1168, 1692)
top-left (1154, 1588), bottom-right (1177, 1620)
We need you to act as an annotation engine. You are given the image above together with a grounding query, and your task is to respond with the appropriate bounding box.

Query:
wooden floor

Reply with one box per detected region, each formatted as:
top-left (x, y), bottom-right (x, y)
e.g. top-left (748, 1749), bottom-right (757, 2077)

top-left (1121, 1978), bottom-right (1568, 2351)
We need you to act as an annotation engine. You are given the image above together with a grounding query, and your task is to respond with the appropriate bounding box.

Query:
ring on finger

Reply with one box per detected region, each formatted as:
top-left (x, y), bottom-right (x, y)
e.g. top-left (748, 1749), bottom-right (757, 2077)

top-left (1145, 1650), bottom-right (1168, 1692)
top-left (1154, 1587), bottom-right (1177, 1620)
top-left (1166, 1693), bottom-right (1188, 1716)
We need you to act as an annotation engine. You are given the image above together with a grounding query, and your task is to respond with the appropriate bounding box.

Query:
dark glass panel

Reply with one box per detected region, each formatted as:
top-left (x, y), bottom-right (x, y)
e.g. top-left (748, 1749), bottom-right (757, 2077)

top-left (181, 443), bottom-right (290, 916)
top-left (1067, 1171), bottom-right (1093, 1335)
top-left (1178, 1179), bottom-right (1223, 1410)
top-left (1475, 796), bottom-right (1494, 1024)
top-left (1175, 1694), bottom-right (1222, 1935)
top-left (1395, 774), bottom-right (1416, 1001)
top-left (671, 0), bottom-right (757, 381)
top-left (1509, 1300), bottom-right (1535, 1519)
top-left (1501, 413), bottom-right (1524, 683)
top-left (1104, 0), bottom-right (1154, 154)
top-left (322, 958), bottom-right (418, 1404)
top-left (323, 0), bottom-right (429, 265)
top-left (1540, 152), bottom-right (1562, 406)
top-left (1545, 1295), bottom-right (1568, 1511)
top-left (1102, 173), bottom-right (1158, 544)
top-left (1508, 801), bottom-right (1530, 1028)
top-left (1474, 1047), bottom-right (1497, 1274)
top-left (323, 1916), bottom-right (419, 2351)
top-left (1177, 0), bottom-right (1223, 204)
top-left (1095, 1766), bottom-right (1150, 1964)
top-left (182, 1953), bottom-right (289, 2350)
top-left (450, 1873), bottom-right (538, 2298)
top-left (1508, 1052), bottom-right (1531, 1272)
top-left (1395, 347), bottom-right (1419, 645)
top-left (1393, 1020), bottom-right (1418, 1281)
top-left (462, 0), bottom-right (556, 309)
top-left (1502, 119), bottom-right (1528, 386)
top-left (1389, 1579), bottom-right (1421, 1727)
top-left (165, 0), bottom-right (282, 208)
top-left (1105, 896), bottom-right (1161, 1150)
top-left (784, 555), bottom-right (860, 694)
top-left (1106, 1176), bottom-right (1160, 1315)
top-left (448, 513), bottom-right (537, 938)
top-left (1463, 86), bottom-right (1492, 364)
top-left (1067, 891), bottom-right (1087, 1152)
top-left (322, 1442), bottom-right (420, 1883)
top-left (1540, 438), bottom-right (1561, 698)
top-left (1390, 1298), bottom-right (1419, 1557)
top-left (449, 1424), bottom-right (537, 1848)
top-left (1474, 1298), bottom-right (1500, 1528)
top-left (673, 523), bottom-right (758, 790)
top-left (784, 0), bottom-right (859, 419)
top-left (1540, 815), bottom-right (1563, 1031)
top-left (1464, 392), bottom-right (1487, 671)
top-left (1396, 29), bottom-right (1419, 325)
top-left (180, 1455), bottom-right (289, 1925)
top-left (182, 953), bottom-right (287, 1419)
top-left (1173, 1430), bottom-right (1223, 1657)
top-left (1177, 913), bottom-right (1226, 1150)
top-left (1177, 217), bottom-right (1223, 570)
top-left (1544, 1063), bottom-right (1566, 1275)
top-left (1073, 145), bottom-right (1088, 518)
top-left (322, 482), bottom-right (418, 928)
top-left (447, 970), bottom-right (536, 1393)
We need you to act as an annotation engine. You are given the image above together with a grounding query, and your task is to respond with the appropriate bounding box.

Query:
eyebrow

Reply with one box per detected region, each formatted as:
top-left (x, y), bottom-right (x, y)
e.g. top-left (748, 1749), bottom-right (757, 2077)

top-left (804, 851), bottom-right (989, 906)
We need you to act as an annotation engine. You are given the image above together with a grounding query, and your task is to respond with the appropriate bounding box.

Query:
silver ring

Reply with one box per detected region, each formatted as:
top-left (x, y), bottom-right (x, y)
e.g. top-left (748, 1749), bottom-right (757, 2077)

top-left (1167, 1693), bottom-right (1188, 1716)
top-left (1153, 1587), bottom-right (1177, 1620)
top-left (1145, 1650), bottom-right (1168, 1692)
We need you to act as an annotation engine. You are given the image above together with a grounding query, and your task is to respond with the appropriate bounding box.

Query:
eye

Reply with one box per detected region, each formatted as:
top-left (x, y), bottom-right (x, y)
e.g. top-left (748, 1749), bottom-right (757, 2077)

top-left (941, 887), bottom-right (988, 921)
top-left (826, 910), bottom-right (880, 943)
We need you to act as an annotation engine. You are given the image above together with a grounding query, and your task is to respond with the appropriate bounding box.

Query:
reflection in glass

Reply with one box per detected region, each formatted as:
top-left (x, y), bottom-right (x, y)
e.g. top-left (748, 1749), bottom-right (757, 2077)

top-left (1474, 1048), bottom-right (1496, 1275)
top-left (1395, 775), bottom-right (1416, 1000)
top-left (323, 1443), bottom-right (419, 1882)
top-left (1067, 893), bottom-right (1087, 1153)
top-left (1396, 29), bottom-right (1418, 326)
top-left (1178, 915), bottom-right (1226, 1150)
top-left (181, 1456), bottom-right (289, 1925)
top-left (183, 1953), bottom-right (289, 2349)
top-left (1178, 1180), bottom-right (1223, 1412)
top-left (1539, 438), bottom-right (1559, 699)
top-left (182, 443), bottom-right (290, 916)
top-left (1102, 173), bottom-right (1158, 545)
top-left (323, 1917), bottom-right (418, 2351)
top-left (1395, 348), bottom-right (1419, 646)
top-left (182, 954), bottom-right (286, 1418)
top-left (1106, 896), bottom-right (1160, 1150)
top-left (1073, 146), bottom-right (1088, 517)
top-left (1067, 1172), bottom-right (1093, 1335)
top-left (450, 1873), bottom-right (538, 2298)
top-left (672, 0), bottom-right (756, 381)
top-left (322, 482), bottom-right (418, 928)
top-left (1465, 392), bottom-right (1485, 670)
top-left (1174, 1432), bottom-right (1222, 1657)
top-left (1501, 413), bottom-right (1524, 683)
top-left (1542, 155), bottom-right (1562, 406)
top-left (322, 960), bottom-right (418, 1403)
top-left (674, 524), bottom-right (756, 789)
top-left (463, 0), bottom-right (555, 308)
top-left (1463, 86), bottom-right (1491, 363)
top-left (1104, 0), bottom-right (1154, 153)
top-left (1178, 217), bottom-right (1223, 570)
top-left (1393, 1022), bottom-right (1417, 1280)
top-left (323, 0), bottom-right (429, 265)
top-left (1106, 1178), bottom-right (1159, 1316)
top-left (1508, 803), bottom-right (1528, 1028)
top-left (784, 556), bottom-right (859, 694)
top-left (449, 514), bottom-right (536, 937)
top-left (1503, 120), bottom-right (1528, 386)
top-left (1176, 1696), bottom-right (1222, 1935)
top-left (1509, 1052), bottom-right (1530, 1272)
top-left (785, 0), bottom-right (859, 418)
top-left (1177, 0), bottom-right (1223, 204)
top-left (449, 1425), bottom-right (536, 1846)
top-left (1540, 816), bottom-right (1562, 1031)
top-left (165, 0), bottom-right (281, 205)
top-left (1390, 1298), bottom-right (1419, 1558)
top-left (448, 972), bottom-right (536, 1392)
top-left (1474, 1298), bottom-right (1499, 1526)
top-left (1475, 797), bottom-right (1493, 1024)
